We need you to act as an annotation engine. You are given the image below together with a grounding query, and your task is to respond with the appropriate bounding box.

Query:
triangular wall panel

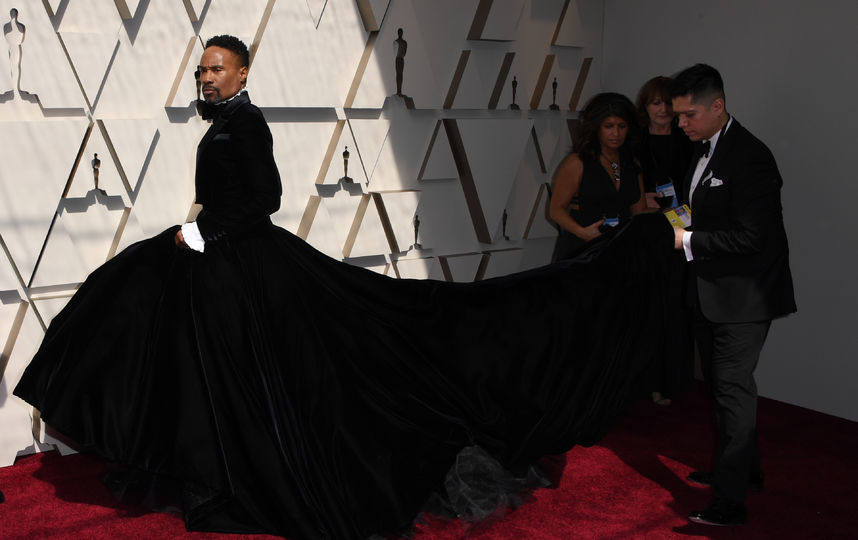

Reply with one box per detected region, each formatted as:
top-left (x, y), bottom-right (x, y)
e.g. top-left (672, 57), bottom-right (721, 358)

top-left (375, 190), bottom-right (420, 253)
top-left (0, 303), bottom-right (45, 465)
top-left (501, 136), bottom-right (545, 241)
top-left (250, 0), bottom-right (368, 107)
top-left (524, 184), bottom-right (558, 240)
top-left (356, 0), bottom-right (391, 31)
top-left (552, 0), bottom-right (589, 47)
top-left (0, 120), bottom-right (91, 284)
top-left (394, 256), bottom-right (437, 280)
top-left (114, 0), bottom-right (142, 20)
top-left (31, 196), bottom-right (127, 287)
top-left (482, 248), bottom-right (523, 279)
top-left (91, 1), bottom-right (195, 118)
top-left (269, 121), bottom-right (340, 233)
top-left (413, 178), bottom-right (480, 254)
top-left (316, 188), bottom-right (365, 257)
top-left (367, 113), bottom-right (437, 191)
top-left (444, 253), bottom-right (483, 282)
top-left (305, 0), bottom-right (328, 27)
top-left (346, 195), bottom-right (391, 258)
top-left (348, 117), bottom-right (392, 184)
top-left (58, 31), bottom-right (121, 108)
top-left (478, 0), bottom-right (524, 41)
top-left (419, 121), bottom-right (459, 180)
top-left (304, 195), bottom-right (344, 259)
top-left (182, 0), bottom-right (207, 22)
top-left (450, 47), bottom-right (510, 109)
top-left (97, 119), bottom-right (160, 195)
top-left (457, 118), bottom-right (533, 243)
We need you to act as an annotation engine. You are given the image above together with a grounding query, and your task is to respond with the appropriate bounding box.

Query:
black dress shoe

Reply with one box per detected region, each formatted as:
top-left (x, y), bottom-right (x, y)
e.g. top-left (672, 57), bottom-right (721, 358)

top-left (689, 499), bottom-right (747, 526)
top-left (686, 470), bottom-right (764, 491)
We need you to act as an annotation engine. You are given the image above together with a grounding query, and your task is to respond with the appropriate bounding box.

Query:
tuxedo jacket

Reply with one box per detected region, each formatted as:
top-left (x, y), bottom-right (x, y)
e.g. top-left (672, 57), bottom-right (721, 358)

top-left (195, 92), bottom-right (282, 242)
top-left (679, 118), bottom-right (796, 323)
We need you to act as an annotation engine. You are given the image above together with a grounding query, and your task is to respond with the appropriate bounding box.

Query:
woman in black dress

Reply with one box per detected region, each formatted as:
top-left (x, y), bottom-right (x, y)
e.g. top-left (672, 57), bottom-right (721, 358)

top-left (636, 76), bottom-right (693, 209)
top-left (635, 76), bottom-right (695, 405)
top-left (549, 93), bottom-right (647, 261)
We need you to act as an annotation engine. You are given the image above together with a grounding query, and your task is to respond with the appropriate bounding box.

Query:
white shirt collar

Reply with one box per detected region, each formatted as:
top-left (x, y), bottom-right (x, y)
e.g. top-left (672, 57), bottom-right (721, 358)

top-left (214, 87), bottom-right (248, 107)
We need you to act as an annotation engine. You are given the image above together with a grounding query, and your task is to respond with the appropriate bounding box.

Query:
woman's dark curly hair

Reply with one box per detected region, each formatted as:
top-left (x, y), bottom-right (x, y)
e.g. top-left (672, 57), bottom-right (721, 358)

top-left (573, 92), bottom-right (640, 161)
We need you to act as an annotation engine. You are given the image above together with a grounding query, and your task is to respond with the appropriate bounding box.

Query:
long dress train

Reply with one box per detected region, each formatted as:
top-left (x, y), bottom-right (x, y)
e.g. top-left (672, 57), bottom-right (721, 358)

top-left (14, 194), bottom-right (673, 537)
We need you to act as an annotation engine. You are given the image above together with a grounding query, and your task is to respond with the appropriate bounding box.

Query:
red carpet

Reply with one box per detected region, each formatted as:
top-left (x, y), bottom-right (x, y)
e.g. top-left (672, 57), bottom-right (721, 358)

top-left (2, 385), bottom-right (856, 539)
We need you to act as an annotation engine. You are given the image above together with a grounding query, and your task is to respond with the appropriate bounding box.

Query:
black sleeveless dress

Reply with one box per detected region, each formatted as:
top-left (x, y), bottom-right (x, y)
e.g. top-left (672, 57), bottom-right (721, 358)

top-left (637, 127), bottom-right (696, 400)
top-left (639, 126), bottom-right (693, 194)
top-left (13, 100), bottom-right (673, 539)
top-left (553, 153), bottom-right (641, 261)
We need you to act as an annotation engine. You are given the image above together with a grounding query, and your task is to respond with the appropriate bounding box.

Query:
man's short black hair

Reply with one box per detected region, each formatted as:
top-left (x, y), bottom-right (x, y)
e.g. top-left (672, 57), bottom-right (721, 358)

top-left (668, 63), bottom-right (725, 105)
top-left (205, 35), bottom-right (249, 67)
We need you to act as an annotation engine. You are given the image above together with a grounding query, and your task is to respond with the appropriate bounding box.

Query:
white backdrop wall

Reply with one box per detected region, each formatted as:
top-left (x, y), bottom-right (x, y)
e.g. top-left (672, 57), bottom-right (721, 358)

top-left (602, 0), bottom-right (858, 421)
top-left (0, 0), bottom-right (605, 466)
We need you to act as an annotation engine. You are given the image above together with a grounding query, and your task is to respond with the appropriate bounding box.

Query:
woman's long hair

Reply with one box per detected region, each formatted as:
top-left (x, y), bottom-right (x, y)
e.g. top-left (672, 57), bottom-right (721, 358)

top-left (573, 92), bottom-right (640, 162)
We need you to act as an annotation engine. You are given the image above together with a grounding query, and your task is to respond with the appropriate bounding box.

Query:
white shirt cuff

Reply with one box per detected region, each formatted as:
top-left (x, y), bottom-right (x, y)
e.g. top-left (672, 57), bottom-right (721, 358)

top-left (181, 222), bottom-right (205, 253)
top-left (681, 230), bottom-right (694, 261)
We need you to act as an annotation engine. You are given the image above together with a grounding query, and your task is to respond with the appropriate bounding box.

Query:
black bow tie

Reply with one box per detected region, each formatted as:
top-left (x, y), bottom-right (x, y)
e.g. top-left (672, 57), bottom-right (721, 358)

top-left (197, 100), bottom-right (219, 120)
top-left (695, 140), bottom-right (711, 160)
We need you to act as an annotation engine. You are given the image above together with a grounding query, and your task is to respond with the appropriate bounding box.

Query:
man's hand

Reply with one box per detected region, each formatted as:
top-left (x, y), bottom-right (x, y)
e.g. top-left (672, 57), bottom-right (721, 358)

top-left (174, 229), bottom-right (189, 249)
top-left (673, 227), bottom-right (685, 250)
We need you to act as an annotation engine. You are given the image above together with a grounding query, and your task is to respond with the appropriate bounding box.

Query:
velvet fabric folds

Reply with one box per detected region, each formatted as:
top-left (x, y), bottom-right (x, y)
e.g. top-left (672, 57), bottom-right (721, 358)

top-left (14, 213), bottom-right (674, 539)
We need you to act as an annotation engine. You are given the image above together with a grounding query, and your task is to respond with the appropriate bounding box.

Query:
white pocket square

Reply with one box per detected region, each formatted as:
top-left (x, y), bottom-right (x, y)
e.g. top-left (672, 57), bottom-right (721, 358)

top-left (709, 178), bottom-right (724, 187)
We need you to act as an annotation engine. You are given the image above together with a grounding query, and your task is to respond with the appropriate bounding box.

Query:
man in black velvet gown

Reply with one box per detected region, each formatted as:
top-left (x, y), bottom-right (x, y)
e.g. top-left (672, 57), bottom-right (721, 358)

top-left (174, 34), bottom-right (281, 252)
top-left (669, 64), bottom-right (796, 526)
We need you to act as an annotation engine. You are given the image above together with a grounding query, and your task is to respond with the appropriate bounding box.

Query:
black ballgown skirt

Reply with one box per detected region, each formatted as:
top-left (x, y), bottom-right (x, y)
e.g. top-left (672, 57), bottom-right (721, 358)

top-left (14, 213), bottom-right (674, 539)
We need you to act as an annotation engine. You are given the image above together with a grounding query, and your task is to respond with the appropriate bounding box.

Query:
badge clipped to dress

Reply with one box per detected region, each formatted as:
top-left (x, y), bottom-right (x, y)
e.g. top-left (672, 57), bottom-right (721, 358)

top-left (654, 182), bottom-right (677, 209)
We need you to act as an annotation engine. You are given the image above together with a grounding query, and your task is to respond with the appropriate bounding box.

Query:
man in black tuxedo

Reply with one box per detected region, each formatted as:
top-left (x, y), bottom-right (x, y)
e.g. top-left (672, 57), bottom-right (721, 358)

top-left (669, 64), bottom-right (796, 526)
top-left (175, 34), bottom-right (281, 252)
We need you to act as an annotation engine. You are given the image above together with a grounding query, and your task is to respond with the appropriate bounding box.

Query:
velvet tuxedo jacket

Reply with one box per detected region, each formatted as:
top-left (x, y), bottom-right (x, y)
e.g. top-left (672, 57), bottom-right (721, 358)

top-left (679, 118), bottom-right (796, 323)
top-left (194, 92), bottom-right (282, 242)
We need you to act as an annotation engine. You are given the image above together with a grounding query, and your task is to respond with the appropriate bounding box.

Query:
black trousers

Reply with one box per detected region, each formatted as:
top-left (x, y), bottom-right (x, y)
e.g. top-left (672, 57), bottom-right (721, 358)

top-left (694, 309), bottom-right (770, 504)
